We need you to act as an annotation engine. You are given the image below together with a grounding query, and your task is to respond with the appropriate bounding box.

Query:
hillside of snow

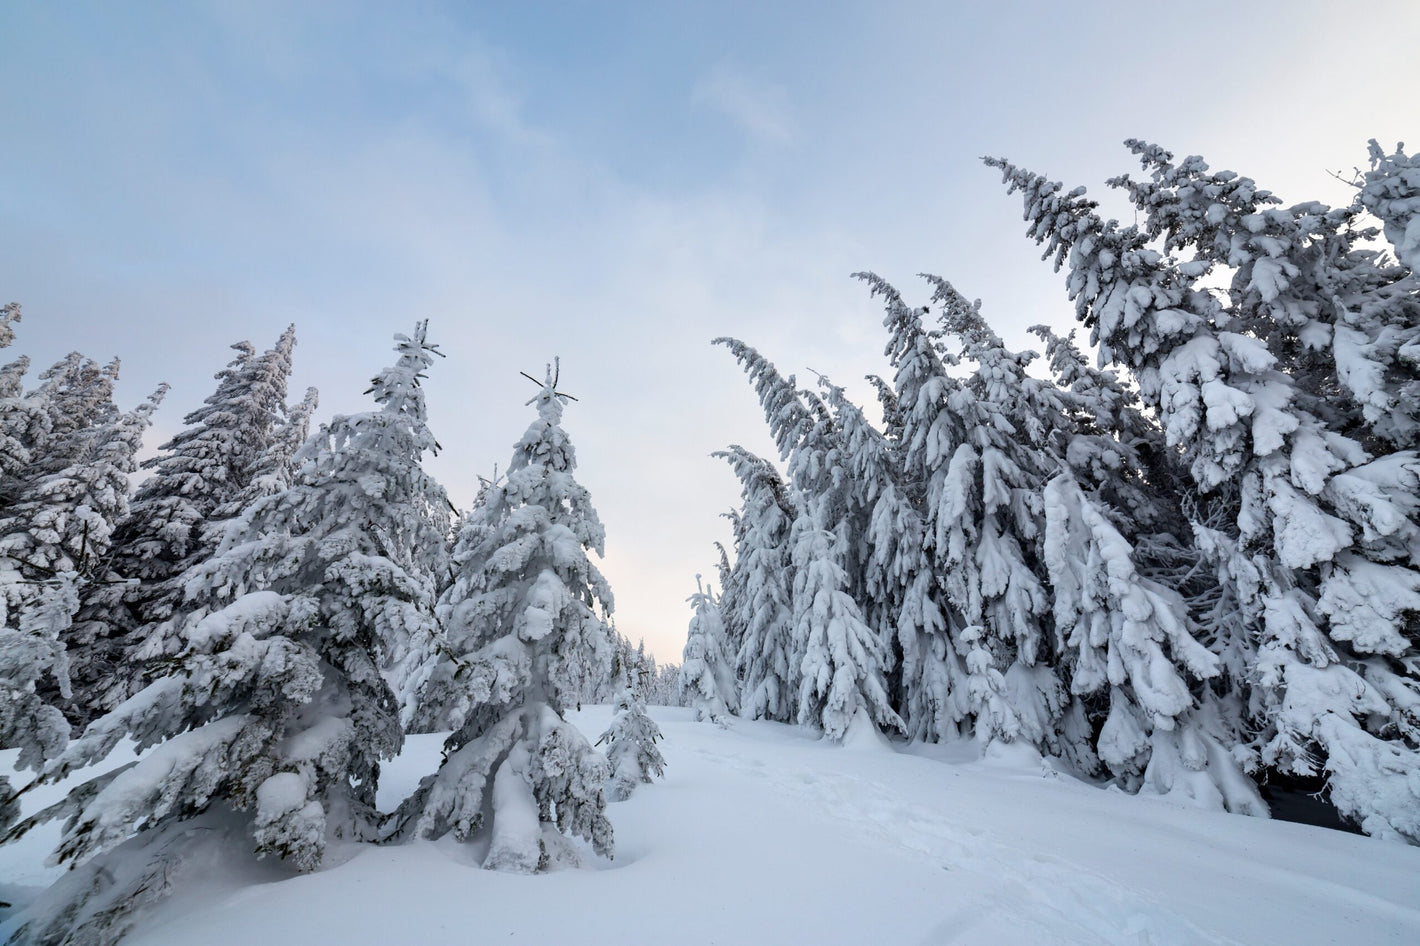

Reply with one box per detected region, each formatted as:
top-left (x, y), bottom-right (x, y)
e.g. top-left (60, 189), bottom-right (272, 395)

top-left (4, 705), bottom-right (1419, 946)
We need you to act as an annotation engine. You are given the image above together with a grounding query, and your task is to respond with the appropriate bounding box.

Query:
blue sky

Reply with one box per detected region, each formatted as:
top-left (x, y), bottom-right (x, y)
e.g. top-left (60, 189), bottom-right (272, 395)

top-left (4, 1), bottom-right (1418, 660)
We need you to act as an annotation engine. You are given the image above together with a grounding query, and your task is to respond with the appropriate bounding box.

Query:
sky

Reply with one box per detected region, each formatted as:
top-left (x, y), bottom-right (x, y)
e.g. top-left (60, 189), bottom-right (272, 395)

top-left (3, 0), bottom-right (1418, 661)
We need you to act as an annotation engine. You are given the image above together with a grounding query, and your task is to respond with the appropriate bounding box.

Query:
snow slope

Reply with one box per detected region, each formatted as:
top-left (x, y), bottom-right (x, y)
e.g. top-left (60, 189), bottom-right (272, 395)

top-left (4, 706), bottom-right (1419, 945)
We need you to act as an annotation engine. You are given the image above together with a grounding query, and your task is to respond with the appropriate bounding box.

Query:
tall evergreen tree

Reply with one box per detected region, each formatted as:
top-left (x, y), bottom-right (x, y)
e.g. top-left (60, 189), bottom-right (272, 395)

top-left (791, 519), bottom-right (903, 741)
top-left (218, 384), bottom-right (320, 514)
top-left (25, 352), bottom-right (122, 481)
top-left (924, 278), bottom-right (1067, 751)
top-left (714, 339), bottom-right (894, 732)
top-left (1042, 472), bottom-right (1264, 811)
top-left (3, 324), bottom-right (448, 944)
top-left (857, 274), bottom-right (975, 743)
top-left (680, 574), bottom-right (739, 725)
top-left (394, 361), bottom-right (614, 872)
top-left (647, 658), bottom-right (684, 707)
top-left (0, 304), bottom-right (46, 504)
top-left (991, 141), bottom-right (1420, 840)
top-left (1031, 324), bottom-right (1258, 798)
top-left (713, 531), bottom-right (748, 673)
top-left (72, 328), bottom-right (304, 721)
top-left (0, 384), bottom-right (164, 839)
top-left (716, 446), bottom-right (798, 723)
top-left (816, 374), bottom-right (930, 736)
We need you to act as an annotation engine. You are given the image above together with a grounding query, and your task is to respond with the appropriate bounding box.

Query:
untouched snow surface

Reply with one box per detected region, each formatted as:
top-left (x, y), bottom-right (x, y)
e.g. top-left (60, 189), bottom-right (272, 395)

top-left (4, 706), bottom-right (1420, 945)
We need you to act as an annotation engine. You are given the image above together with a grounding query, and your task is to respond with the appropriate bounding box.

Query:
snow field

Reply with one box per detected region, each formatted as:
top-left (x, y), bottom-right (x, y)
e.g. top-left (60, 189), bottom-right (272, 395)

top-left (7, 706), bottom-right (1416, 946)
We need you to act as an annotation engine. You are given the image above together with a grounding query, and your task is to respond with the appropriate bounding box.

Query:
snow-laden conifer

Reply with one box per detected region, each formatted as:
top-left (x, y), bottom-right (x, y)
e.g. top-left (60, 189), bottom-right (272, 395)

top-left (597, 687), bottom-right (666, 801)
top-left (72, 328), bottom-right (304, 722)
top-left (220, 384), bottom-right (320, 512)
top-left (991, 143), bottom-right (1420, 840)
top-left (0, 348), bottom-right (35, 495)
top-left (2, 383), bottom-right (165, 677)
top-left (1042, 472), bottom-right (1265, 812)
top-left (2, 324), bottom-right (447, 944)
top-left (1030, 324), bottom-right (1257, 796)
top-left (575, 628), bottom-right (648, 707)
top-left (816, 374), bottom-right (936, 736)
top-left (711, 536), bottom-right (749, 688)
top-left (716, 446), bottom-right (798, 723)
top-left (1362, 140), bottom-right (1420, 275)
top-left (0, 385), bottom-right (163, 839)
top-left (680, 575), bottom-right (738, 724)
top-left (395, 361), bottom-right (614, 872)
top-left (714, 339), bottom-right (899, 735)
top-left (791, 517), bottom-right (903, 741)
top-left (712, 337), bottom-right (818, 461)
top-left (0, 300), bottom-right (18, 349)
top-left (0, 305), bottom-right (47, 504)
top-left (24, 352), bottom-right (122, 481)
top-left (924, 278), bottom-right (1067, 751)
top-left (858, 274), bottom-right (974, 742)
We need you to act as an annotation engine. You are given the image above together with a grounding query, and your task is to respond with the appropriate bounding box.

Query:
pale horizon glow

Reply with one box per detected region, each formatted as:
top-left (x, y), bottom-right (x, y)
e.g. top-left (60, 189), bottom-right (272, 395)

top-left (4, 1), bottom-right (1418, 661)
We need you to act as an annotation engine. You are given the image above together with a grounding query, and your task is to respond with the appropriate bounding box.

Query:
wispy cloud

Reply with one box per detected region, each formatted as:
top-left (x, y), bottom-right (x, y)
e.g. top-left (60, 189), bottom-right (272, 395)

top-left (691, 63), bottom-right (794, 145)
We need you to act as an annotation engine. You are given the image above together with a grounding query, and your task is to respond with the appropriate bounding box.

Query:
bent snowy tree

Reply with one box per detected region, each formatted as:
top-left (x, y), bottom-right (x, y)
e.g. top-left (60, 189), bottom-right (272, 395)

top-left (988, 141), bottom-right (1420, 841)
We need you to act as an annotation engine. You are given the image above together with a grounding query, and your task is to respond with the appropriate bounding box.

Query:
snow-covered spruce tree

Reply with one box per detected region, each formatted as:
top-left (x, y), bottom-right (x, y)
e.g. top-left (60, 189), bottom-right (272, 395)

top-left (217, 384), bottom-right (321, 515)
top-left (1041, 472), bottom-right (1265, 812)
top-left (713, 355), bottom-right (903, 740)
top-left (23, 352), bottom-right (122, 483)
top-left (630, 638), bottom-right (656, 697)
top-left (791, 517), bottom-right (904, 742)
top-left (187, 323), bottom-right (445, 719)
top-left (918, 277), bottom-right (1072, 752)
top-left (712, 337), bottom-right (819, 463)
top-left (1030, 324), bottom-right (1260, 802)
top-left (991, 142), bottom-right (1420, 840)
top-left (711, 534), bottom-right (749, 690)
top-left (714, 338), bottom-right (902, 739)
top-left (0, 345), bottom-right (34, 496)
top-left (816, 372), bottom-right (944, 743)
top-left (1063, 332), bottom-right (1245, 794)
top-left (856, 274), bottom-right (974, 743)
top-left (597, 687), bottom-right (666, 801)
top-left (0, 385), bottom-right (164, 841)
top-left (680, 575), bottom-right (739, 724)
top-left (575, 628), bottom-right (643, 707)
top-left (406, 469), bottom-right (504, 734)
top-left (1362, 140), bottom-right (1420, 276)
top-left (860, 271), bottom-right (1247, 791)
top-left (846, 272), bottom-right (1005, 744)
top-left (716, 446), bottom-right (798, 722)
top-left (715, 342), bottom-right (879, 634)
top-left (1, 344), bottom-right (134, 738)
top-left (0, 300), bottom-right (18, 348)
top-left (70, 328), bottom-right (304, 723)
top-left (394, 361), bottom-right (614, 872)
top-left (0, 305), bottom-right (49, 505)
top-left (610, 632), bottom-right (658, 703)
top-left (2, 324), bottom-right (449, 945)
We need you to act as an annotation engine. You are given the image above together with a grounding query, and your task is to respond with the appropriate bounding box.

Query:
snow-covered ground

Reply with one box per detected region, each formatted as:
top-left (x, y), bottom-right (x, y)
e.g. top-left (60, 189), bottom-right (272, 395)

top-left (5, 706), bottom-right (1419, 945)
